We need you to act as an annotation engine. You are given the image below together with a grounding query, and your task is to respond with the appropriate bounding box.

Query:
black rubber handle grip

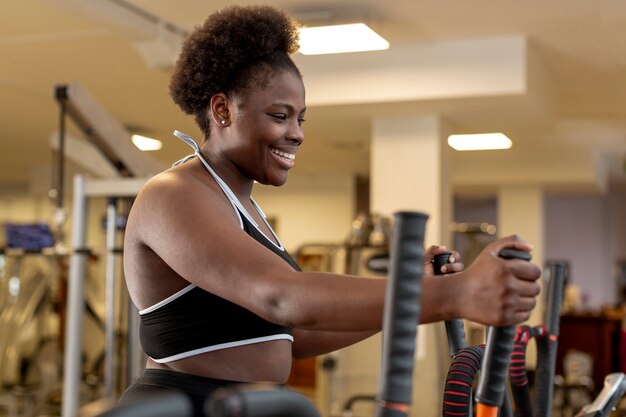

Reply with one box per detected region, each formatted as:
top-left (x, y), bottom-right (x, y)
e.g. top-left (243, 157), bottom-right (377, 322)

top-left (433, 252), bottom-right (453, 275)
top-left (475, 249), bottom-right (532, 408)
top-left (375, 211), bottom-right (429, 417)
top-left (533, 262), bottom-right (566, 417)
top-left (206, 387), bottom-right (321, 417)
top-left (476, 325), bottom-right (517, 407)
top-left (498, 249), bottom-right (532, 261)
top-left (434, 252), bottom-right (468, 356)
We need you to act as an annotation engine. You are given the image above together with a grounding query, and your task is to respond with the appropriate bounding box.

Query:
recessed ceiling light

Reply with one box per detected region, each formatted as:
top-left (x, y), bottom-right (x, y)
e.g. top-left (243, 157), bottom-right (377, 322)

top-left (131, 134), bottom-right (162, 151)
top-left (298, 23), bottom-right (389, 55)
top-left (447, 133), bottom-right (513, 151)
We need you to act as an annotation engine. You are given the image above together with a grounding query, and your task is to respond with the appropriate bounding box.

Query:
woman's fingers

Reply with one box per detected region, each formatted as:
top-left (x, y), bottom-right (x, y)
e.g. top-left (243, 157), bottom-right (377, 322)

top-left (425, 246), bottom-right (464, 274)
top-left (423, 245), bottom-right (448, 275)
top-left (514, 277), bottom-right (542, 298)
top-left (507, 259), bottom-right (542, 281)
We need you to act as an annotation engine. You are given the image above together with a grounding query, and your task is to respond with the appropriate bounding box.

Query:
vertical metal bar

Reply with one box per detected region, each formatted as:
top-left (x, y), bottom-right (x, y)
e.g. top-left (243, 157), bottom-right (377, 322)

top-left (53, 85), bottom-right (69, 244)
top-left (533, 262), bottom-right (566, 417)
top-left (57, 98), bottom-right (66, 210)
top-left (126, 300), bottom-right (144, 387)
top-left (53, 85), bottom-right (68, 211)
top-left (62, 175), bottom-right (88, 417)
top-left (104, 198), bottom-right (118, 398)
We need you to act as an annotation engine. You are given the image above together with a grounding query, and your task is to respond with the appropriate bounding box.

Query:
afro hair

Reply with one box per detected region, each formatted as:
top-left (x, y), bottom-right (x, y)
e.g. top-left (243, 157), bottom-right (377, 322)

top-left (169, 5), bottom-right (301, 136)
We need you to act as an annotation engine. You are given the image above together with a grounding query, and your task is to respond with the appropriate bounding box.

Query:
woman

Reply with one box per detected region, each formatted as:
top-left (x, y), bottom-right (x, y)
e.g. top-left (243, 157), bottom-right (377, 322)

top-left (121, 5), bottom-right (541, 415)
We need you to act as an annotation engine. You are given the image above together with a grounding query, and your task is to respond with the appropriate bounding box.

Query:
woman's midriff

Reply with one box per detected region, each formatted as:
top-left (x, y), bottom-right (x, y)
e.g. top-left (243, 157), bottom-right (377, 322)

top-left (146, 339), bottom-right (293, 383)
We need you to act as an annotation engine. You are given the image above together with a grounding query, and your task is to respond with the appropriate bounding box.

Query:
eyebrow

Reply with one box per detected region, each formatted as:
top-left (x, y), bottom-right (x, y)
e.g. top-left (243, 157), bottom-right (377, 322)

top-left (271, 102), bottom-right (306, 114)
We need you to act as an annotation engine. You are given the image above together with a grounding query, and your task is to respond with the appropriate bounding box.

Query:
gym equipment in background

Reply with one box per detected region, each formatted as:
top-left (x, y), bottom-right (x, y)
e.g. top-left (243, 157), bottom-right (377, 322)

top-left (575, 373), bottom-right (626, 417)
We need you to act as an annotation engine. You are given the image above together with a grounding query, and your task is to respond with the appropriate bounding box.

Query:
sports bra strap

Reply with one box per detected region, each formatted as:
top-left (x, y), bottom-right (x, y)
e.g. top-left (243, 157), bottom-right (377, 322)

top-left (173, 130), bottom-right (200, 152)
top-left (171, 130), bottom-right (285, 251)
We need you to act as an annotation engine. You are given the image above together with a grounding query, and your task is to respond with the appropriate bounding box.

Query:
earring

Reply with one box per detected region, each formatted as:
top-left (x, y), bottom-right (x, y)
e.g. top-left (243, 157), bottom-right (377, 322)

top-left (221, 120), bottom-right (226, 125)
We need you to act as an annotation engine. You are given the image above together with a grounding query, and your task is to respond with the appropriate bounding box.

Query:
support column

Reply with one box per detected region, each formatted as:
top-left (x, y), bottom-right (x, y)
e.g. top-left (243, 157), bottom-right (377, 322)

top-left (497, 185), bottom-right (545, 367)
top-left (371, 115), bottom-right (451, 417)
top-left (371, 115), bottom-right (451, 246)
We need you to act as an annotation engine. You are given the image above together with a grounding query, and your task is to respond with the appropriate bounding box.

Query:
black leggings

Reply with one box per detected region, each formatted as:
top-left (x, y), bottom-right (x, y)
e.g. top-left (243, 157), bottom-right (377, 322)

top-left (119, 369), bottom-right (244, 417)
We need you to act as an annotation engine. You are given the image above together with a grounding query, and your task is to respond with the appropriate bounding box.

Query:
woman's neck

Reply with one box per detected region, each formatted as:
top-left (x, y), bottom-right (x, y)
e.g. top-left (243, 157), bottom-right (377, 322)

top-left (198, 148), bottom-right (254, 202)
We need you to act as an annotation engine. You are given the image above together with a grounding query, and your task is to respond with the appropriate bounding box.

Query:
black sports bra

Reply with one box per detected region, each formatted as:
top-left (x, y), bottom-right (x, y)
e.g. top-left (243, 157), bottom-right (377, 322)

top-left (138, 131), bottom-right (300, 363)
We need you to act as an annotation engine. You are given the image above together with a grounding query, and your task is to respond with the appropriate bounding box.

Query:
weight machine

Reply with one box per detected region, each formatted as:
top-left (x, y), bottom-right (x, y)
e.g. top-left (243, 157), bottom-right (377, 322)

top-left (51, 82), bottom-right (166, 417)
top-left (62, 175), bottom-right (148, 417)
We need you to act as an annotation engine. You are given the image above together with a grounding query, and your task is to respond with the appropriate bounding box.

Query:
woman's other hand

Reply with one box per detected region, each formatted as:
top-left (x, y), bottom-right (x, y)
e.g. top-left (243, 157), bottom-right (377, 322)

top-left (423, 245), bottom-right (463, 275)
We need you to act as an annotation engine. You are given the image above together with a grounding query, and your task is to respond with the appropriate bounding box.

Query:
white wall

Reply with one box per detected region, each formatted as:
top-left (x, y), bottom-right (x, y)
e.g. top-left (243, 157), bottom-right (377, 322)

top-left (1, 187), bottom-right (52, 225)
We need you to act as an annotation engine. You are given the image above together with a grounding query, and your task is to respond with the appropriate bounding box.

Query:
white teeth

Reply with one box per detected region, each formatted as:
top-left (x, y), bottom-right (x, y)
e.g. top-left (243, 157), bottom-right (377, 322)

top-left (270, 147), bottom-right (295, 161)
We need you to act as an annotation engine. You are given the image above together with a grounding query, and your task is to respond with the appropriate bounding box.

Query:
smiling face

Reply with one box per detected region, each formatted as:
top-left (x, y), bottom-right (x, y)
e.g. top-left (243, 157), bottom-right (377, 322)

top-left (220, 69), bottom-right (306, 187)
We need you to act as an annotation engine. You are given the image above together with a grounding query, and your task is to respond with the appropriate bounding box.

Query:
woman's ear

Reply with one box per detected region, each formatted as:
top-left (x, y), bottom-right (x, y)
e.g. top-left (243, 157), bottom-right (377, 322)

top-left (209, 93), bottom-right (231, 127)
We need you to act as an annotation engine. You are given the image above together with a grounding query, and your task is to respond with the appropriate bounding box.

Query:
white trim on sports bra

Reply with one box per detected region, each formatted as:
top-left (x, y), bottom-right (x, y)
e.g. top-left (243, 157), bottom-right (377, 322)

top-left (149, 334), bottom-right (295, 364)
top-left (138, 284), bottom-right (196, 315)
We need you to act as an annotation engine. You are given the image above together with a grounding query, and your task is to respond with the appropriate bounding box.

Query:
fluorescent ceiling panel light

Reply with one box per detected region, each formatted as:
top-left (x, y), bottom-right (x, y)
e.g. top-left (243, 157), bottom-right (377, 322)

top-left (132, 134), bottom-right (162, 151)
top-left (447, 133), bottom-right (513, 151)
top-left (298, 23), bottom-right (389, 55)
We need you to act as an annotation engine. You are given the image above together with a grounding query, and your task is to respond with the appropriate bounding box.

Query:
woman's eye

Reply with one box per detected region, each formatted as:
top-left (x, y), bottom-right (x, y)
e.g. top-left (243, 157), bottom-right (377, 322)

top-left (271, 114), bottom-right (287, 121)
top-left (298, 118), bottom-right (306, 126)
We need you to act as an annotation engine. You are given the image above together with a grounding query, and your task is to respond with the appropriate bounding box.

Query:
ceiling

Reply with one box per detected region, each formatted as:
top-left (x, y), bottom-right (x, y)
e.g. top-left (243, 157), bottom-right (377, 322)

top-left (1, 0), bottom-right (626, 197)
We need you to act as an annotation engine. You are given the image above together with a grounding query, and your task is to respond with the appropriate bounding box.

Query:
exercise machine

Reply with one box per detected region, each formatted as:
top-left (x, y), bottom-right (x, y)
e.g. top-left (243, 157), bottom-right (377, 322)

top-left (440, 251), bottom-right (626, 417)
top-left (52, 81), bottom-right (166, 417)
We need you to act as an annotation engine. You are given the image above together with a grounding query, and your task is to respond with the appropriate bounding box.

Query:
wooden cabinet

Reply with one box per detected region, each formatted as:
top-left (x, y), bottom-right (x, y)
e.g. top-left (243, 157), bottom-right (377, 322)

top-left (556, 314), bottom-right (623, 393)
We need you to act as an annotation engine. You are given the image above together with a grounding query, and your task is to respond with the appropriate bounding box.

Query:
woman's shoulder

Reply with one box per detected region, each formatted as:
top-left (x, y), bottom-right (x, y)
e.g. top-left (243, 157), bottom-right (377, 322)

top-left (139, 160), bottom-right (220, 201)
top-left (129, 161), bottom-right (232, 226)
top-left (127, 161), bottom-right (240, 242)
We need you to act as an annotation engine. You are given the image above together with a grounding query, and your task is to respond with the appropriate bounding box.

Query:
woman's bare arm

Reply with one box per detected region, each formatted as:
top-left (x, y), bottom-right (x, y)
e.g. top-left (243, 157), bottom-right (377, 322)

top-left (133, 171), bottom-right (541, 334)
top-left (134, 172), bottom-right (389, 331)
top-left (291, 329), bottom-right (379, 359)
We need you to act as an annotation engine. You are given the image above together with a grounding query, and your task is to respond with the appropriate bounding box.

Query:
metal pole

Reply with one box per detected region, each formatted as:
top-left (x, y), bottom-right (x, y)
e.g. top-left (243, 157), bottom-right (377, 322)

top-left (62, 175), bottom-right (88, 417)
top-left (126, 300), bottom-right (144, 388)
top-left (53, 85), bottom-right (69, 245)
top-left (104, 198), bottom-right (118, 398)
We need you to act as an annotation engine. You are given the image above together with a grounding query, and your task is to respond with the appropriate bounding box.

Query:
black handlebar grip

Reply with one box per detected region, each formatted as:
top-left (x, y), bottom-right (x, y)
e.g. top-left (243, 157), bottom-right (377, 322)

top-left (206, 387), bottom-right (321, 417)
top-left (476, 325), bottom-right (517, 407)
top-left (533, 262), bottom-right (566, 417)
top-left (433, 252), bottom-right (453, 275)
top-left (475, 249), bottom-right (532, 409)
top-left (375, 211), bottom-right (428, 417)
top-left (498, 249), bottom-right (532, 261)
top-left (434, 252), bottom-right (468, 356)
